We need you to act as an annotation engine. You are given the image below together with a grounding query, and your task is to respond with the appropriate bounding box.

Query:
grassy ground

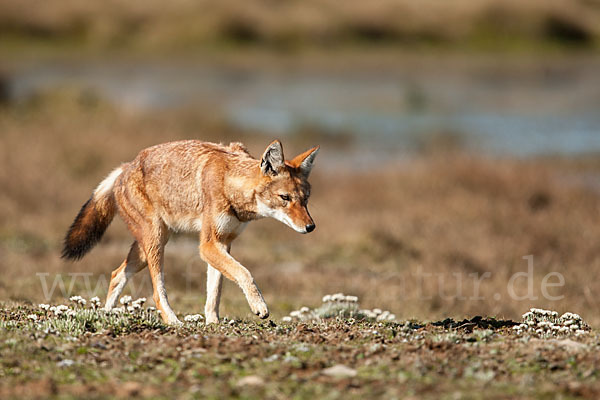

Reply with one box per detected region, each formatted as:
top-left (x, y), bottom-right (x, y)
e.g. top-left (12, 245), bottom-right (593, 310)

top-left (1, 301), bottom-right (599, 399)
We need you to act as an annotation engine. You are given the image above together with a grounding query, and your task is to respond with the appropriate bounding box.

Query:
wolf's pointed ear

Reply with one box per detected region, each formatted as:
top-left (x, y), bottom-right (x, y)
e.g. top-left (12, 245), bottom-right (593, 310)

top-left (290, 146), bottom-right (320, 177)
top-left (261, 140), bottom-right (285, 176)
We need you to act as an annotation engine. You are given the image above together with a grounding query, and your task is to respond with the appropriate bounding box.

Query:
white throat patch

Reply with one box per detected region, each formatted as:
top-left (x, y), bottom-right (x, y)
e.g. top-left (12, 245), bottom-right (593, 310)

top-left (215, 213), bottom-right (247, 236)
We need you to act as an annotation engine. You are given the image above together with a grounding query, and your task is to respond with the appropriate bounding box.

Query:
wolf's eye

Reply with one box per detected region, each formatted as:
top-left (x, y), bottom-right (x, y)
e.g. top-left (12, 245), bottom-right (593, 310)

top-left (279, 194), bottom-right (291, 202)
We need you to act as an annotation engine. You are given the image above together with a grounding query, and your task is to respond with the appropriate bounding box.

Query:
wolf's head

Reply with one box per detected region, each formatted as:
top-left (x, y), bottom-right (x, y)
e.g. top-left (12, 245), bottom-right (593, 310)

top-left (255, 140), bottom-right (319, 234)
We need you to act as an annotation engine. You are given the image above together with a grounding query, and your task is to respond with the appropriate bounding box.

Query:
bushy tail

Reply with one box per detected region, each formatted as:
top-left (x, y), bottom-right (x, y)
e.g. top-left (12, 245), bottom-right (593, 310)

top-left (61, 167), bottom-right (122, 260)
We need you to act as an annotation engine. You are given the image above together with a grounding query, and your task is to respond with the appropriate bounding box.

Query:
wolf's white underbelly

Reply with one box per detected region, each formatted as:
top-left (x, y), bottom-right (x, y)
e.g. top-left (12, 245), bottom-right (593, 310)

top-left (162, 214), bottom-right (203, 233)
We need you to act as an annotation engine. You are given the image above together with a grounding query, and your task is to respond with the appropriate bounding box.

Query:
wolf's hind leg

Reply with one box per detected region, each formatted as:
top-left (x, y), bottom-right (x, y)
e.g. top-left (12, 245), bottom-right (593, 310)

top-left (143, 224), bottom-right (180, 325)
top-left (105, 241), bottom-right (147, 310)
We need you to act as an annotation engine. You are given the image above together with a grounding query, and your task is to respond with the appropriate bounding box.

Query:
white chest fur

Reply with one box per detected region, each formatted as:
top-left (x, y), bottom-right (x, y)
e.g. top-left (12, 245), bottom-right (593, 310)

top-left (215, 213), bottom-right (247, 236)
top-left (163, 214), bottom-right (203, 233)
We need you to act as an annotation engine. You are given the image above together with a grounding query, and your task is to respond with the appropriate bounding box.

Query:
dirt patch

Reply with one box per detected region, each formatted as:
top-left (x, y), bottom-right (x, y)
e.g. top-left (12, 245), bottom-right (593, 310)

top-left (431, 316), bottom-right (519, 331)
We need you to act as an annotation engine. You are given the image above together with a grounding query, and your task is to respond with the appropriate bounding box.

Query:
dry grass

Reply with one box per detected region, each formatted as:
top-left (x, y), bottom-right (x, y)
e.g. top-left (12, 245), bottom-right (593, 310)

top-left (0, 0), bottom-right (599, 52)
top-left (1, 90), bottom-right (600, 328)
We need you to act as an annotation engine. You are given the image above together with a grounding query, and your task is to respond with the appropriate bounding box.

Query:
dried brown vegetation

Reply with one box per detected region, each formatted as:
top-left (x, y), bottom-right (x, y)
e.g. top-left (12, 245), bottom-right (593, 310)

top-left (1, 91), bottom-right (599, 327)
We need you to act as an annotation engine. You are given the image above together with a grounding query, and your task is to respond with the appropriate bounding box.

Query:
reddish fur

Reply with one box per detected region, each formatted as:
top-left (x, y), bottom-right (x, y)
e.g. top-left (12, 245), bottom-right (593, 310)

top-left (62, 139), bottom-right (319, 324)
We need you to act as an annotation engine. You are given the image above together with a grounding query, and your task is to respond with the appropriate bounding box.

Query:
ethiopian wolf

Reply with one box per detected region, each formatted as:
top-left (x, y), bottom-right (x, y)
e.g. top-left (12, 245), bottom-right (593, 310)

top-left (61, 140), bottom-right (319, 325)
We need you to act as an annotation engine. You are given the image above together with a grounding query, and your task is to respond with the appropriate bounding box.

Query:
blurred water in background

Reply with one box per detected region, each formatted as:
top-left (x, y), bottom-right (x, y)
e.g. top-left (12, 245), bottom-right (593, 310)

top-left (9, 56), bottom-right (600, 157)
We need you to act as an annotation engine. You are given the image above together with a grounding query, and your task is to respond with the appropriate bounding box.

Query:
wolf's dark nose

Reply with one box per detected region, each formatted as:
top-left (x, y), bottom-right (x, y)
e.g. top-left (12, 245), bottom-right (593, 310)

top-left (305, 224), bottom-right (315, 233)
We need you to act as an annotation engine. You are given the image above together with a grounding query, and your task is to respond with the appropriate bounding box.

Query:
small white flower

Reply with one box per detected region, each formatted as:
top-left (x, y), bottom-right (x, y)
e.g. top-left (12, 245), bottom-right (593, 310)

top-left (561, 312), bottom-right (582, 321)
top-left (90, 297), bottom-right (101, 308)
top-left (147, 306), bottom-right (156, 312)
top-left (575, 329), bottom-right (587, 336)
top-left (66, 309), bottom-right (77, 318)
top-left (132, 298), bottom-right (146, 308)
top-left (228, 319), bottom-right (236, 326)
top-left (300, 307), bottom-right (310, 313)
top-left (290, 311), bottom-right (301, 318)
top-left (331, 293), bottom-right (345, 302)
top-left (38, 304), bottom-right (50, 311)
top-left (373, 308), bottom-right (382, 315)
top-left (52, 305), bottom-right (69, 316)
top-left (282, 316), bottom-right (292, 322)
top-left (119, 296), bottom-right (132, 306)
top-left (361, 310), bottom-right (377, 319)
top-left (387, 314), bottom-right (396, 321)
top-left (345, 295), bottom-right (358, 303)
top-left (111, 307), bottom-right (124, 314)
top-left (184, 314), bottom-right (204, 323)
top-left (377, 311), bottom-right (390, 321)
top-left (126, 306), bottom-right (135, 312)
top-left (530, 308), bottom-right (553, 317)
top-left (69, 296), bottom-right (86, 306)
top-left (27, 314), bottom-right (38, 321)
top-left (322, 295), bottom-right (332, 303)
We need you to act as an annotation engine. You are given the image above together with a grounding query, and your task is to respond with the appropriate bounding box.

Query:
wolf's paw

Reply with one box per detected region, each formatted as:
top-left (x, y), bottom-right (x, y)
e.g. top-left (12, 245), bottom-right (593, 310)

top-left (248, 295), bottom-right (269, 319)
top-left (243, 283), bottom-right (269, 319)
top-left (205, 313), bottom-right (219, 324)
top-left (251, 300), bottom-right (270, 319)
top-left (162, 313), bottom-right (183, 326)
